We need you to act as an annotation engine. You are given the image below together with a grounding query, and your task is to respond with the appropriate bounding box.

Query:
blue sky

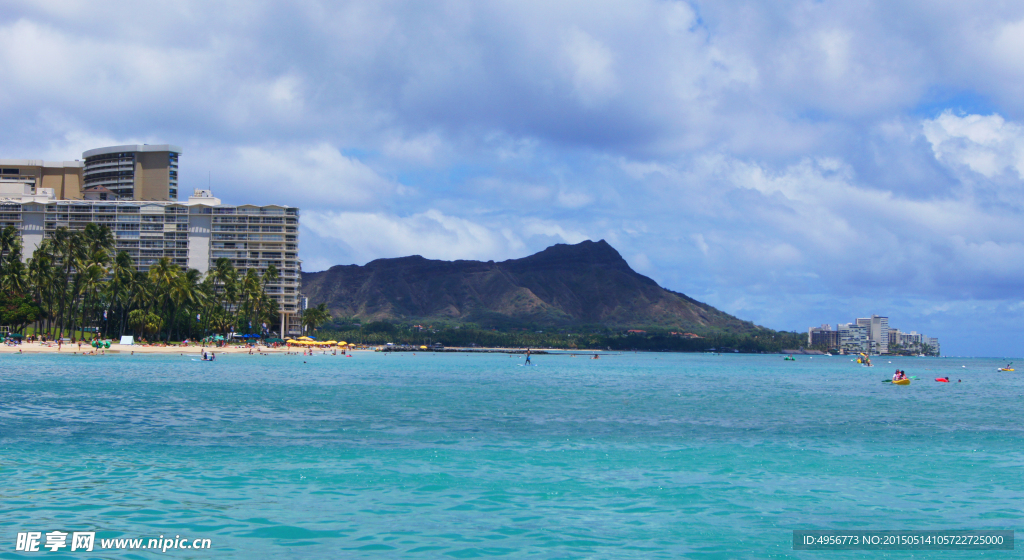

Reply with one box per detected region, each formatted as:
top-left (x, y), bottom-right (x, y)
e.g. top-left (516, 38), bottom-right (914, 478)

top-left (2, 1), bottom-right (1024, 356)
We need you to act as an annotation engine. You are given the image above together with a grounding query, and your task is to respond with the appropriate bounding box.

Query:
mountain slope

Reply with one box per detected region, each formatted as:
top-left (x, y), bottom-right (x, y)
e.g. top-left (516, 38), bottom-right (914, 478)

top-left (301, 240), bottom-right (760, 332)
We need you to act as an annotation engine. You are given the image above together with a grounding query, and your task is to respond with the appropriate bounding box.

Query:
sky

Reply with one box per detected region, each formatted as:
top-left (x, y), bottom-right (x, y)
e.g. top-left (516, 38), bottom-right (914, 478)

top-left (2, 0), bottom-right (1023, 356)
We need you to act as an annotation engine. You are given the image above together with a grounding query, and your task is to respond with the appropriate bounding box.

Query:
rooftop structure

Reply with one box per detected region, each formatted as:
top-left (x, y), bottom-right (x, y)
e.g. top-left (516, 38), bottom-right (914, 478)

top-left (0, 160), bottom-right (84, 200)
top-left (83, 144), bottom-right (181, 201)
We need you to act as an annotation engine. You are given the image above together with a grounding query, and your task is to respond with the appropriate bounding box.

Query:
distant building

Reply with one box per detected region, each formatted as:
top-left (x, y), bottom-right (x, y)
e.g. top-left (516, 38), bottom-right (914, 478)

top-left (0, 160), bottom-right (83, 200)
top-left (3, 144), bottom-right (181, 202)
top-left (83, 144), bottom-right (181, 201)
top-left (808, 324), bottom-right (840, 348)
top-left (857, 315), bottom-right (889, 354)
top-left (838, 323), bottom-right (869, 353)
top-left (900, 331), bottom-right (923, 346)
top-left (813, 318), bottom-right (938, 356)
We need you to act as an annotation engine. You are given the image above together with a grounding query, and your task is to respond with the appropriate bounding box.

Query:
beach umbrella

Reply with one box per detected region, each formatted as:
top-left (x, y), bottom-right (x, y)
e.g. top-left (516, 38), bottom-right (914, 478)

top-left (297, 336), bottom-right (313, 341)
top-left (326, 340), bottom-right (337, 344)
top-left (419, 345), bottom-right (428, 349)
top-left (337, 341), bottom-right (347, 346)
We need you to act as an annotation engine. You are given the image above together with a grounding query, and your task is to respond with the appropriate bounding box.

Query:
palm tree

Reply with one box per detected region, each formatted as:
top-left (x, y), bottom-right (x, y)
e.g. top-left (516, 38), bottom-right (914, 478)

top-left (239, 268), bottom-right (261, 334)
top-left (82, 223), bottom-right (114, 257)
top-left (128, 309), bottom-right (163, 341)
top-left (77, 263), bottom-right (105, 340)
top-left (168, 268), bottom-right (205, 341)
top-left (302, 303), bottom-right (331, 333)
top-left (147, 257), bottom-right (180, 341)
top-left (0, 225), bottom-right (23, 291)
top-left (50, 227), bottom-right (76, 340)
top-left (107, 251), bottom-right (137, 338)
top-left (0, 227), bottom-right (27, 295)
top-left (27, 240), bottom-right (56, 336)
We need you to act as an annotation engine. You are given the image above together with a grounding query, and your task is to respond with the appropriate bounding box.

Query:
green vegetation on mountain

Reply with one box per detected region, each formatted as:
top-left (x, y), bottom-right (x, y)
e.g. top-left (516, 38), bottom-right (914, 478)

top-left (303, 240), bottom-right (760, 333)
top-left (302, 239), bottom-right (810, 352)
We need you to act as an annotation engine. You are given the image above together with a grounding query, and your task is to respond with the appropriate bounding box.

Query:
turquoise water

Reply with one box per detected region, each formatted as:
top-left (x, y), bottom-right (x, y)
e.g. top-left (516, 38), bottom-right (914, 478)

top-left (1, 352), bottom-right (1021, 558)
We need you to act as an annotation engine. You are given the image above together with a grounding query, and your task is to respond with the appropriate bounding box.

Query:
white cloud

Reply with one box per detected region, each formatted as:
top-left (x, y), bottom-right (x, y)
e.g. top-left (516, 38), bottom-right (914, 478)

top-left (561, 27), bottom-right (618, 107)
top-left (556, 188), bottom-right (593, 208)
top-left (303, 209), bottom-right (518, 264)
top-left (382, 133), bottom-right (446, 165)
top-left (990, 18), bottom-right (1024, 75)
top-left (519, 219), bottom-right (589, 245)
top-left (629, 252), bottom-right (652, 273)
top-left (225, 143), bottom-right (399, 207)
top-left (922, 111), bottom-right (1024, 179)
top-left (692, 233), bottom-right (709, 256)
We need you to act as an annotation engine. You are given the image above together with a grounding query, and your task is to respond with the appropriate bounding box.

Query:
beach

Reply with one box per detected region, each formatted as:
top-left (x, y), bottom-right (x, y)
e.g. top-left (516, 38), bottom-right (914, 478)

top-left (0, 341), bottom-right (362, 355)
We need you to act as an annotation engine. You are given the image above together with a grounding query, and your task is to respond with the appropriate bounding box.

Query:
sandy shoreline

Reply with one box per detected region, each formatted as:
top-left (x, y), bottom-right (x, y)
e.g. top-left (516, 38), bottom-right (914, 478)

top-left (1, 342), bottom-right (600, 355)
top-left (0, 342), bottom-right (364, 355)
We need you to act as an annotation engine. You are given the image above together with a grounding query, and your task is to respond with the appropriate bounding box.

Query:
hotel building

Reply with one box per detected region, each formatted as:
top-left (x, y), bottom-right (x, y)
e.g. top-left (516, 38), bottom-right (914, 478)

top-left (837, 323), bottom-right (869, 353)
top-left (856, 315), bottom-right (889, 355)
top-left (0, 144), bottom-right (302, 337)
top-left (807, 324), bottom-right (840, 348)
top-left (0, 160), bottom-right (83, 199)
top-left (83, 144), bottom-right (181, 201)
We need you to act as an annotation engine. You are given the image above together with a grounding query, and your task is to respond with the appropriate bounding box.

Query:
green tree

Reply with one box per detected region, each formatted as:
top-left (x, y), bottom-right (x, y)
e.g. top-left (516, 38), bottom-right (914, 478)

top-left (302, 303), bottom-right (331, 333)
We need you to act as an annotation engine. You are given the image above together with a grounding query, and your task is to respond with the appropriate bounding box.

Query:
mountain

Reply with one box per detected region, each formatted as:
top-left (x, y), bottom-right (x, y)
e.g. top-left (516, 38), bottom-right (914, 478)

top-left (301, 240), bottom-right (760, 332)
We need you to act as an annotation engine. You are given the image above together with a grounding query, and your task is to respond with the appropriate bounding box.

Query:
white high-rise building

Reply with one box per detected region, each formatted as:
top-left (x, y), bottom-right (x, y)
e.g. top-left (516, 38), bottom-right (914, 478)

top-left (857, 315), bottom-right (889, 354)
top-left (838, 323), bottom-right (869, 353)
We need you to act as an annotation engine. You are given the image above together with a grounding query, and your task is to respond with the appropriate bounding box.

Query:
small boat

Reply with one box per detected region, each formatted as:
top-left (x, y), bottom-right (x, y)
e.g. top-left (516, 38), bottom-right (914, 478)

top-left (892, 378), bottom-right (910, 385)
top-left (784, 355), bottom-right (795, 361)
top-left (935, 378), bottom-right (949, 382)
top-left (998, 363), bottom-right (1014, 371)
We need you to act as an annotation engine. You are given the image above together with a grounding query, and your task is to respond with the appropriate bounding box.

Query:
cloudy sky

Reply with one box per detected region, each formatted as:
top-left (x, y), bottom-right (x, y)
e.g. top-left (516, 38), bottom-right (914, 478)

top-left (3, 0), bottom-right (1024, 355)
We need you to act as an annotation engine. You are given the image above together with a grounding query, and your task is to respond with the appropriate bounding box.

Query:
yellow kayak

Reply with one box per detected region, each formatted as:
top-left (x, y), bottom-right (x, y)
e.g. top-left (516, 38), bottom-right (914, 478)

top-left (998, 368), bottom-right (1014, 372)
top-left (892, 378), bottom-right (910, 385)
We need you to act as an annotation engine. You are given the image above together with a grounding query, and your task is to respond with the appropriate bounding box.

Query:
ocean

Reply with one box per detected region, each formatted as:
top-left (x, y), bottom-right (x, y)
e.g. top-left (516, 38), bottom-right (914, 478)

top-left (1, 351), bottom-right (1020, 558)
